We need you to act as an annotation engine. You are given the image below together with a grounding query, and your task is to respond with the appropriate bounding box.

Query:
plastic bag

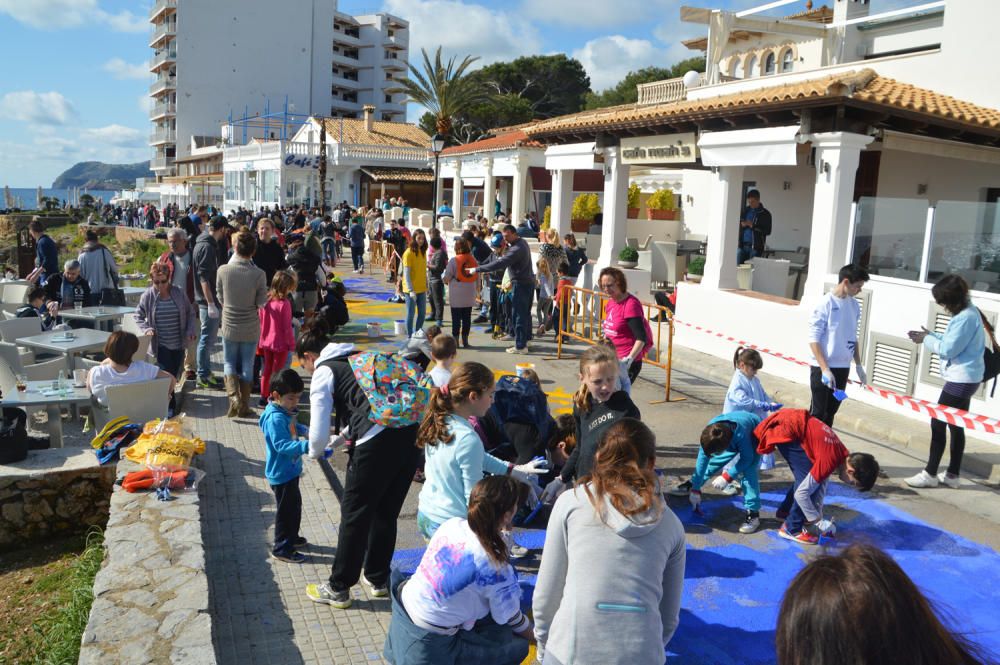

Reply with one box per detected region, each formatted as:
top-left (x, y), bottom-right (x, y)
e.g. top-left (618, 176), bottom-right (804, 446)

top-left (124, 415), bottom-right (205, 468)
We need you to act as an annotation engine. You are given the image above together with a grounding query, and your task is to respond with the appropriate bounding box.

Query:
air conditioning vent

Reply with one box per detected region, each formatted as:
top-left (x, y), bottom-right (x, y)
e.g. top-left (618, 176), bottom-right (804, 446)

top-left (867, 333), bottom-right (916, 395)
top-left (920, 304), bottom-right (995, 399)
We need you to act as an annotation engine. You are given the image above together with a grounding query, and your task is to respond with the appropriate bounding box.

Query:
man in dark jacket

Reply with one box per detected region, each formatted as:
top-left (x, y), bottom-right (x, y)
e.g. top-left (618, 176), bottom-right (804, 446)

top-left (287, 234), bottom-right (322, 317)
top-left (27, 220), bottom-right (59, 284)
top-left (192, 216), bottom-right (228, 388)
top-left (738, 189), bottom-right (772, 264)
top-left (467, 225), bottom-right (535, 354)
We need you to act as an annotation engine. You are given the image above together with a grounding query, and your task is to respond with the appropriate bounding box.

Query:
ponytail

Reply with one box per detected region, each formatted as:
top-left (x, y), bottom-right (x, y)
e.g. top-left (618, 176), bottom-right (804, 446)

top-left (467, 476), bottom-right (524, 567)
top-left (573, 345), bottom-right (620, 413)
top-left (416, 362), bottom-right (494, 448)
top-left (581, 418), bottom-right (662, 522)
top-left (296, 318), bottom-right (330, 358)
top-left (733, 346), bottom-right (763, 371)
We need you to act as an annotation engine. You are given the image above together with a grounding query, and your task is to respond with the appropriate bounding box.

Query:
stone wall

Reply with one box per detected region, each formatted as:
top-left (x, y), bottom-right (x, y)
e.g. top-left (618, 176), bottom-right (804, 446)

top-left (79, 458), bottom-right (215, 665)
top-left (0, 449), bottom-right (115, 551)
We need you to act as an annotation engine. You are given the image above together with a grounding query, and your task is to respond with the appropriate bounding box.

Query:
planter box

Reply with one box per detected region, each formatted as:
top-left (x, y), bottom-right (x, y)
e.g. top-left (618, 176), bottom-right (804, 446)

top-left (571, 218), bottom-right (591, 233)
top-left (618, 260), bottom-right (638, 269)
top-left (647, 209), bottom-right (679, 221)
top-left (627, 207), bottom-right (640, 219)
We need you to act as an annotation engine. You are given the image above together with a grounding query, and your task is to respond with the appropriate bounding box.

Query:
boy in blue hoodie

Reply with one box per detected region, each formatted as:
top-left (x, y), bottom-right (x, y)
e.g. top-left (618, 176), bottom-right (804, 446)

top-left (260, 369), bottom-right (311, 563)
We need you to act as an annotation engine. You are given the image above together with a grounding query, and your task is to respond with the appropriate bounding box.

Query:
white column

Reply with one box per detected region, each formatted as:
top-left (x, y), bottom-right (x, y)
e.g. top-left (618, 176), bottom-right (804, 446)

top-left (451, 160), bottom-right (463, 221)
top-left (511, 160), bottom-right (528, 223)
top-left (802, 132), bottom-right (874, 299)
top-left (483, 157), bottom-right (495, 219)
top-left (550, 168), bottom-right (573, 236)
top-left (597, 147), bottom-right (630, 270)
top-left (701, 165), bottom-right (745, 291)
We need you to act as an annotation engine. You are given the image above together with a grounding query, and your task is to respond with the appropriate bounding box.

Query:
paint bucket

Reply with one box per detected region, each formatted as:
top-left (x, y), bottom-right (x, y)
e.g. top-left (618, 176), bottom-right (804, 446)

top-left (515, 362), bottom-right (535, 378)
top-left (759, 452), bottom-right (776, 471)
top-left (366, 322), bottom-right (382, 338)
top-left (394, 320), bottom-right (406, 336)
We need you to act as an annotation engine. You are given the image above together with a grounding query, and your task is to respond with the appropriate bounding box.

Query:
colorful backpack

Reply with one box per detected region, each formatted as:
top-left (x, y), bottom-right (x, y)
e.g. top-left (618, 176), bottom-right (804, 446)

top-left (349, 351), bottom-right (433, 428)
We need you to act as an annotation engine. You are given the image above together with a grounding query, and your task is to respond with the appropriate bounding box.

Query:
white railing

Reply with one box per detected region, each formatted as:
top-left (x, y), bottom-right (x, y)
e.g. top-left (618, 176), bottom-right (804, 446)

top-left (150, 50), bottom-right (176, 70)
top-left (340, 144), bottom-right (428, 163)
top-left (149, 22), bottom-right (175, 46)
top-left (333, 30), bottom-right (362, 46)
top-left (150, 156), bottom-right (175, 170)
top-left (637, 75), bottom-right (704, 105)
top-left (331, 74), bottom-right (361, 90)
top-left (150, 0), bottom-right (176, 19)
top-left (223, 140), bottom-right (428, 166)
top-left (150, 128), bottom-right (176, 144)
top-left (150, 77), bottom-right (176, 95)
top-left (150, 101), bottom-right (176, 118)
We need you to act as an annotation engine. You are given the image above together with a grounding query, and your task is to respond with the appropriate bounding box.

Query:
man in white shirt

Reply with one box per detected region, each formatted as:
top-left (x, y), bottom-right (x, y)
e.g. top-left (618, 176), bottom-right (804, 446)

top-left (807, 263), bottom-right (870, 426)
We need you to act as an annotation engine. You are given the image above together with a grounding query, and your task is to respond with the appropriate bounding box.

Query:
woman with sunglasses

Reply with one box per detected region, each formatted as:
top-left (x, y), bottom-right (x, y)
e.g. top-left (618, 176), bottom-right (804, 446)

top-left (134, 261), bottom-right (198, 380)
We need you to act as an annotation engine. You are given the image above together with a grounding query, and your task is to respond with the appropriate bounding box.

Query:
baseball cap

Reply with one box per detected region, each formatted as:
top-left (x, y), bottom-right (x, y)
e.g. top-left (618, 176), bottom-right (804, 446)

top-left (490, 232), bottom-right (503, 248)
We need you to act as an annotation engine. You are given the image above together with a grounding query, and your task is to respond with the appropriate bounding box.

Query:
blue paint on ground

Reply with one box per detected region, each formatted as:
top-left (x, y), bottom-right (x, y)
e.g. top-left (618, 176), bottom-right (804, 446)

top-left (340, 276), bottom-right (398, 301)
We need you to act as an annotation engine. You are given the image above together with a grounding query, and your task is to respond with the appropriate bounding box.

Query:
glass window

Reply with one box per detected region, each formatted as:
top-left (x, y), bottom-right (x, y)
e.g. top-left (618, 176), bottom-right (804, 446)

top-left (745, 55), bottom-right (757, 77)
top-left (764, 52), bottom-right (776, 75)
top-left (851, 196), bottom-right (929, 281)
top-left (224, 171), bottom-right (241, 200)
top-left (781, 49), bottom-right (794, 72)
top-left (926, 200), bottom-right (1000, 293)
top-left (733, 57), bottom-right (744, 79)
top-left (261, 170), bottom-right (277, 202)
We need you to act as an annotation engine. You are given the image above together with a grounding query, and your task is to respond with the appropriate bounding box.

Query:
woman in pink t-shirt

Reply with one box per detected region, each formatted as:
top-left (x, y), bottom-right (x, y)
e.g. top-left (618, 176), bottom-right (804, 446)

top-left (598, 267), bottom-right (651, 383)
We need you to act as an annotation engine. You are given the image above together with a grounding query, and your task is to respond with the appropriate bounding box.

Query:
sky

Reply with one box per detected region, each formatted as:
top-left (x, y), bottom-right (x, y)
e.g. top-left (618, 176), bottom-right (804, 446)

top-left (0, 0), bottom-right (920, 187)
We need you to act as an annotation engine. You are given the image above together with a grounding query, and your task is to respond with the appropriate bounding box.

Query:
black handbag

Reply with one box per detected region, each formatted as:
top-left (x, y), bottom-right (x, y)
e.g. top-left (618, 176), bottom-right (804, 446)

top-left (98, 248), bottom-right (126, 306)
top-left (0, 409), bottom-right (29, 464)
top-left (981, 311), bottom-right (1000, 398)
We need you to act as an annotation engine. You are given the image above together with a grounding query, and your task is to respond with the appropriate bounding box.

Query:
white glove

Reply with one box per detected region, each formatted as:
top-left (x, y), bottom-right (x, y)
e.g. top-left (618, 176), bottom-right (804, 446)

top-left (815, 518), bottom-right (836, 536)
top-left (329, 431), bottom-right (347, 450)
top-left (711, 475), bottom-right (730, 491)
top-left (689, 490), bottom-right (702, 510)
top-left (821, 369), bottom-right (836, 389)
top-left (855, 365), bottom-right (868, 385)
top-left (540, 477), bottom-right (567, 503)
top-left (207, 302), bottom-right (220, 319)
top-left (514, 458), bottom-right (548, 476)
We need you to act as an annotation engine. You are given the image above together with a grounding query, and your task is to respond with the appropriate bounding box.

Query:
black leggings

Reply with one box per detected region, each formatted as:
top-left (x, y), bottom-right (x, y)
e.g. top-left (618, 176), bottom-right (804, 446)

top-left (451, 306), bottom-right (472, 341)
top-left (925, 388), bottom-right (973, 476)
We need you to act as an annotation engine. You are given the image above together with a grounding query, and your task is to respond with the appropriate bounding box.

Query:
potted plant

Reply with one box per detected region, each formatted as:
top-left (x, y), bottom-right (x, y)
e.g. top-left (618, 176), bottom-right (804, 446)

top-left (646, 188), bottom-right (678, 221)
top-left (618, 246), bottom-right (639, 269)
top-left (571, 193), bottom-right (600, 233)
top-left (687, 255), bottom-right (705, 283)
top-left (542, 205), bottom-right (551, 230)
top-left (627, 183), bottom-right (641, 219)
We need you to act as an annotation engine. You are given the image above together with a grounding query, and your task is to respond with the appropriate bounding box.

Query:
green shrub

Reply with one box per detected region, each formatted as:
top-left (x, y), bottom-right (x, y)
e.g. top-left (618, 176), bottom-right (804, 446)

top-left (627, 183), bottom-right (641, 209)
top-left (542, 205), bottom-right (551, 230)
top-left (618, 246), bottom-right (639, 262)
top-left (688, 255), bottom-right (706, 275)
top-left (646, 188), bottom-right (676, 211)
top-left (571, 193), bottom-right (601, 220)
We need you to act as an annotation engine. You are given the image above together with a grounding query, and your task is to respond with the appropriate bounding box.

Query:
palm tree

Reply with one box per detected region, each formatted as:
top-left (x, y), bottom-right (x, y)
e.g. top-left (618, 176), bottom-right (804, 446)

top-left (394, 46), bottom-right (484, 140)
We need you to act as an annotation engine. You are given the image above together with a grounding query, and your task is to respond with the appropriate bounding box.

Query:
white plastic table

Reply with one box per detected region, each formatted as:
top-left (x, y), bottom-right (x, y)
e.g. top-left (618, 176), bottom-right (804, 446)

top-left (57, 306), bottom-right (136, 331)
top-left (122, 287), bottom-right (145, 306)
top-left (0, 380), bottom-right (91, 448)
top-left (15, 329), bottom-right (111, 372)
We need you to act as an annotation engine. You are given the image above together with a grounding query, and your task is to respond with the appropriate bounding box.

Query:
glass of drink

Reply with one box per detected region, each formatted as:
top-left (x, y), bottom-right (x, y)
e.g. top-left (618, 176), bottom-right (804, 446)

top-left (75, 300), bottom-right (83, 313)
top-left (15, 374), bottom-right (27, 395)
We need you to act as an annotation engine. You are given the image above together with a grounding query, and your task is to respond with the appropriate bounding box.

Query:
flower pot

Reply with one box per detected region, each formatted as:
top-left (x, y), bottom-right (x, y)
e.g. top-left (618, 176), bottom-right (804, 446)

top-left (618, 260), bottom-right (638, 269)
top-left (627, 207), bottom-right (640, 219)
top-left (647, 209), bottom-right (678, 221)
top-left (571, 218), bottom-right (591, 233)
top-left (686, 273), bottom-right (703, 283)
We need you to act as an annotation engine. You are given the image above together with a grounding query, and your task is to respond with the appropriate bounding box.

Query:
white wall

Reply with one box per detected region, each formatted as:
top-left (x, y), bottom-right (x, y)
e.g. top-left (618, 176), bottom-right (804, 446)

top-left (877, 148), bottom-right (1000, 205)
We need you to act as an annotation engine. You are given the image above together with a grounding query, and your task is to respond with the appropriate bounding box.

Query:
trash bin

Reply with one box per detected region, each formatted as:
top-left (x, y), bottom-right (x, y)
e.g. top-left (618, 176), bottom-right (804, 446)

top-left (737, 263), bottom-right (754, 290)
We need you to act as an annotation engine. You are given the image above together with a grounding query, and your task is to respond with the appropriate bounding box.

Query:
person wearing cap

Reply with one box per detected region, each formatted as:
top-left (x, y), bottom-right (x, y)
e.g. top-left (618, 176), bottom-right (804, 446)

top-left (192, 216), bottom-right (229, 389)
top-left (466, 225), bottom-right (535, 354)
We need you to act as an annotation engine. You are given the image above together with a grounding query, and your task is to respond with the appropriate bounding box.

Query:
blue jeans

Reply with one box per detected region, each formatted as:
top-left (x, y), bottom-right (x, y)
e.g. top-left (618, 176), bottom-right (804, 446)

top-left (405, 291), bottom-right (426, 337)
top-left (222, 338), bottom-right (257, 384)
top-left (351, 245), bottom-right (364, 270)
top-left (776, 442), bottom-right (819, 535)
top-left (737, 245), bottom-right (755, 265)
top-left (511, 282), bottom-right (534, 349)
top-left (196, 305), bottom-right (220, 379)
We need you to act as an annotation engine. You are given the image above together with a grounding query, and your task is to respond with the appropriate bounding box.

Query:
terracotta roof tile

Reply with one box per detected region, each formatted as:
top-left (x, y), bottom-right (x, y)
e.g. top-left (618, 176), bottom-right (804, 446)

top-left (321, 117), bottom-right (430, 147)
top-left (440, 130), bottom-right (545, 156)
top-left (523, 69), bottom-right (1000, 138)
top-left (360, 167), bottom-right (434, 182)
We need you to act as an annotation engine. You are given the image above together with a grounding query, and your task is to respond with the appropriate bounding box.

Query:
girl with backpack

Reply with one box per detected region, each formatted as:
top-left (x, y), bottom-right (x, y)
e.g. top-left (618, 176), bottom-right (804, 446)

top-left (599, 267), bottom-right (652, 383)
top-left (415, 362), bottom-right (546, 541)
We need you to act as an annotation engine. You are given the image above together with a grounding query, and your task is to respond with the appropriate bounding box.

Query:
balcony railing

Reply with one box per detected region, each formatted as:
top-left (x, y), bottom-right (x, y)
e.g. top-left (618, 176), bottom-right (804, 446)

top-left (332, 30), bottom-right (362, 46)
top-left (637, 75), bottom-right (704, 106)
top-left (331, 74), bottom-right (361, 90)
top-left (149, 22), bottom-right (176, 47)
top-left (150, 0), bottom-right (176, 21)
top-left (383, 34), bottom-right (406, 49)
top-left (223, 140), bottom-right (428, 166)
top-left (150, 77), bottom-right (176, 95)
top-left (150, 156), bottom-right (175, 170)
top-left (340, 144), bottom-right (427, 164)
top-left (149, 49), bottom-right (176, 71)
top-left (149, 128), bottom-right (177, 144)
top-left (150, 101), bottom-right (176, 118)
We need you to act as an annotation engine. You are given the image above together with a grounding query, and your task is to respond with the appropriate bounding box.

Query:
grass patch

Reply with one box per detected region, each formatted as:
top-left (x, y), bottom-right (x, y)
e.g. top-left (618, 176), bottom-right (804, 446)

top-left (0, 528), bottom-right (105, 665)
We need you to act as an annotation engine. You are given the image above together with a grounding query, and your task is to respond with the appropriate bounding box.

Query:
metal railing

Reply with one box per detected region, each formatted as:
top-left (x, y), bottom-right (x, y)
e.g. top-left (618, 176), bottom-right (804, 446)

top-left (149, 21), bottom-right (175, 47)
top-left (150, 101), bottom-right (176, 118)
top-left (150, 156), bottom-right (175, 170)
top-left (150, 49), bottom-right (176, 70)
top-left (555, 285), bottom-right (683, 404)
top-left (149, 128), bottom-right (176, 144)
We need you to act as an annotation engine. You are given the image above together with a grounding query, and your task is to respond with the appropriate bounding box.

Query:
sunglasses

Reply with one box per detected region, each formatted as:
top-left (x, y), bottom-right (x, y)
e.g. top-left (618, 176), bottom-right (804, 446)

top-left (152, 279), bottom-right (169, 285)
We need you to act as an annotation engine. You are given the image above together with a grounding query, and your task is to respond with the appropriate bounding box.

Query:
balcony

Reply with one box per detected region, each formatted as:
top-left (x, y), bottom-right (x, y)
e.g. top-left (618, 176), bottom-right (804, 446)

top-left (150, 101), bottom-right (176, 119)
top-left (149, 0), bottom-right (176, 22)
top-left (149, 128), bottom-right (176, 145)
top-left (332, 74), bottom-right (362, 91)
top-left (149, 22), bottom-right (175, 48)
top-left (150, 155), bottom-right (175, 171)
top-left (332, 30), bottom-right (362, 47)
top-left (339, 143), bottom-right (428, 165)
top-left (331, 50), bottom-right (361, 68)
top-left (383, 56), bottom-right (407, 71)
top-left (636, 74), bottom-right (707, 106)
top-left (383, 34), bottom-right (406, 50)
top-left (150, 77), bottom-right (176, 96)
top-left (331, 98), bottom-right (362, 112)
top-left (149, 49), bottom-right (176, 72)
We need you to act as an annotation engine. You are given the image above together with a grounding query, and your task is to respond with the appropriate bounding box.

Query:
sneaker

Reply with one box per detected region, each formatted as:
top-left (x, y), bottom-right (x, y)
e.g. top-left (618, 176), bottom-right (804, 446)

top-left (667, 480), bottom-right (692, 497)
top-left (778, 525), bottom-right (818, 545)
top-left (739, 512), bottom-right (760, 534)
top-left (306, 583), bottom-right (352, 609)
top-left (293, 536), bottom-right (308, 548)
top-left (185, 370), bottom-right (196, 381)
top-left (506, 345), bottom-right (529, 354)
top-left (499, 334), bottom-right (514, 342)
top-left (473, 315), bottom-right (488, 323)
top-left (362, 576), bottom-right (389, 598)
top-left (271, 550), bottom-right (306, 564)
top-left (197, 375), bottom-right (223, 390)
top-left (937, 472), bottom-right (960, 489)
top-left (257, 396), bottom-right (268, 408)
top-left (904, 470), bottom-right (939, 488)
top-left (722, 481), bottom-right (741, 496)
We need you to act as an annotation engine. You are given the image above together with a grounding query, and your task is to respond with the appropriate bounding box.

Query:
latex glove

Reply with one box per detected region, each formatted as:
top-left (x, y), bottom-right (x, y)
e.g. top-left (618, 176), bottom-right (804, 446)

top-left (815, 518), bottom-right (836, 536)
top-left (514, 458), bottom-right (548, 476)
top-left (540, 477), bottom-right (567, 503)
top-left (769, 402), bottom-right (783, 411)
top-left (711, 474), bottom-right (732, 491)
top-left (207, 302), bottom-right (220, 319)
top-left (689, 490), bottom-right (702, 510)
top-left (855, 365), bottom-right (868, 386)
top-left (821, 369), bottom-right (836, 389)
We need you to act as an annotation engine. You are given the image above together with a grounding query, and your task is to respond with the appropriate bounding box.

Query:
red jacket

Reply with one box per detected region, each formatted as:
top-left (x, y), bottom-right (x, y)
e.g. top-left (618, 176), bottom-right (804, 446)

top-left (754, 409), bottom-right (848, 483)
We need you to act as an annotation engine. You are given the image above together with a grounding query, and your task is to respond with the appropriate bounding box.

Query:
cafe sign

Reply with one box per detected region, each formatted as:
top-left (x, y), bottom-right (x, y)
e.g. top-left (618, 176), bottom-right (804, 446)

top-left (620, 133), bottom-right (698, 165)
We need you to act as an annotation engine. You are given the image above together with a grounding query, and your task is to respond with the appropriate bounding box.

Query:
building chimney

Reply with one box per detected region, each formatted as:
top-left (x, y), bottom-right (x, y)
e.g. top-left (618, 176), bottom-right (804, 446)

top-left (363, 104), bottom-right (376, 131)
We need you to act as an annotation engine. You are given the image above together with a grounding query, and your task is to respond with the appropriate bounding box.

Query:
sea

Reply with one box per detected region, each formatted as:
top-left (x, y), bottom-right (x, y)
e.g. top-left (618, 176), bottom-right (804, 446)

top-left (2, 187), bottom-right (121, 208)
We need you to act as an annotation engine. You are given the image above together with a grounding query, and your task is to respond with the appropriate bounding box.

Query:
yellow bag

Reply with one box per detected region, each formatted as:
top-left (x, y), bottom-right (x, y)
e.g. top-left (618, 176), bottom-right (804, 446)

top-left (124, 416), bottom-right (205, 468)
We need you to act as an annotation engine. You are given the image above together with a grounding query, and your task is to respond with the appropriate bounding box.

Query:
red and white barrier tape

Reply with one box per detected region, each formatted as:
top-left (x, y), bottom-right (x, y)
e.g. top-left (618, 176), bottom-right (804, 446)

top-left (672, 318), bottom-right (1000, 436)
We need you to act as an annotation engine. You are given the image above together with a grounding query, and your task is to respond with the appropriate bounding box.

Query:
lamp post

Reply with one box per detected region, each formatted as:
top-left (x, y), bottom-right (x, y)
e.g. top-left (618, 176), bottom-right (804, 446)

top-left (430, 133), bottom-right (445, 230)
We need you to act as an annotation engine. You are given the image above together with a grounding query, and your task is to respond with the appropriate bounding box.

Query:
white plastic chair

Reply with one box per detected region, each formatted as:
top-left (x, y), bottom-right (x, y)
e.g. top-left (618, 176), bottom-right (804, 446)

top-left (3, 284), bottom-right (31, 305)
top-left (0, 317), bottom-right (42, 365)
top-left (90, 377), bottom-right (172, 431)
top-left (0, 341), bottom-right (68, 421)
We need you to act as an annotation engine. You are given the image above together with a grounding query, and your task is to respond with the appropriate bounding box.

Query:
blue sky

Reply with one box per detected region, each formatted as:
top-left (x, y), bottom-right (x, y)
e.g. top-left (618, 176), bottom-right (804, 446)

top-left (0, 0), bottom-right (917, 186)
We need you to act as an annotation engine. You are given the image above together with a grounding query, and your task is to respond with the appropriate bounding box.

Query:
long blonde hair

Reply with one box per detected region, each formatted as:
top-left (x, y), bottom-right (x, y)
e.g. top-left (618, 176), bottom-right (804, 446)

top-left (269, 270), bottom-right (297, 300)
top-left (417, 362), bottom-right (495, 448)
top-left (536, 257), bottom-right (552, 280)
top-left (572, 345), bottom-right (620, 412)
top-left (581, 418), bottom-right (662, 522)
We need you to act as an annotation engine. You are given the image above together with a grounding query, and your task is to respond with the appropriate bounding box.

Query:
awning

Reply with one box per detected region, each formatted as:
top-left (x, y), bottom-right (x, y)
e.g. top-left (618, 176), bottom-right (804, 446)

top-left (698, 125), bottom-right (801, 167)
top-left (544, 142), bottom-right (599, 170)
top-left (461, 177), bottom-right (485, 187)
top-left (360, 167), bottom-right (434, 183)
top-left (528, 167), bottom-right (605, 192)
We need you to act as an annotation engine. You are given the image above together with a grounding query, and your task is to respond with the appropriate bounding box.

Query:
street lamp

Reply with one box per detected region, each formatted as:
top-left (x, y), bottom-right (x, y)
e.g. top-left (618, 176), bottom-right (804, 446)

top-left (430, 133), bottom-right (445, 230)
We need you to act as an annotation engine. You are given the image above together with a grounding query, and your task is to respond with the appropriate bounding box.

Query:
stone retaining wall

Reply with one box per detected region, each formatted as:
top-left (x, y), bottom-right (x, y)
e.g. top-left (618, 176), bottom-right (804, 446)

top-left (79, 458), bottom-right (215, 665)
top-left (0, 449), bottom-right (115, 551)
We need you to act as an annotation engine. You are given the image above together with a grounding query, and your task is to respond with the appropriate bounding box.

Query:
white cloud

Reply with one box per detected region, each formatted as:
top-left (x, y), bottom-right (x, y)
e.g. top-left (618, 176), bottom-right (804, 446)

top-left (0, 0), bottom-right (146, 32)
top-left (103, 57), bottom-right (149, 80)
top-left (81, 124), bottom-right (145, 147)
top-left (0, 90), bottom-right (76, 125)
top-left (137, 94), bottom-right (151, 114)
top-left (522, 0), bottom-right (681, 28)
top-left (572, 36), bottom-right (668, 91)
top-left (382, 0), bottom-right (541, 66)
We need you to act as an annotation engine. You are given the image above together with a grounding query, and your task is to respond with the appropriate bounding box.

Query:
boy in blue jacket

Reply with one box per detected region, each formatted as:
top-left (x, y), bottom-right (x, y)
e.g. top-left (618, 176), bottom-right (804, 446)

top-left (681, 411), bottom-right (764, 534)
top-left (260, 369), bottom-right (311, 563)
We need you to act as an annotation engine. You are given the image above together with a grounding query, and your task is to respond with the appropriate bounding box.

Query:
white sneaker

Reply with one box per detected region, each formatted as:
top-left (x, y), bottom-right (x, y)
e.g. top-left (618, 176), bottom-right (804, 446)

top-left (904, 470), bottom-right (939, 488)
top-left (937, 472), bottom-right (961, 489)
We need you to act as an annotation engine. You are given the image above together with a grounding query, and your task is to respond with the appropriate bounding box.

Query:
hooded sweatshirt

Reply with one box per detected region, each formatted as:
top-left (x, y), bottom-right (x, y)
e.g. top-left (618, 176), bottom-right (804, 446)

top-left (258, 401), bottom-right (309, 485)
top-left (533, 485), bottom-right (686, 665)
top-left (306, 342), bottom-right (367, 458)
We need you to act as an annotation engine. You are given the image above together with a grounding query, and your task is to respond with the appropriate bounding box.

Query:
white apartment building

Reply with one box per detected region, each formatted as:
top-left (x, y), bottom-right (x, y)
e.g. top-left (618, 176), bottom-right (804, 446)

top-left (148, 0), bottom-right (409, 184)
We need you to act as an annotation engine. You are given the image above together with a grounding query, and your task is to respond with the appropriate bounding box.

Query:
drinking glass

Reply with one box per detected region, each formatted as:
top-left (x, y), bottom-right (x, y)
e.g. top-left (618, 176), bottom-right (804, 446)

top-left (15, 374), bottom-right (27, 395)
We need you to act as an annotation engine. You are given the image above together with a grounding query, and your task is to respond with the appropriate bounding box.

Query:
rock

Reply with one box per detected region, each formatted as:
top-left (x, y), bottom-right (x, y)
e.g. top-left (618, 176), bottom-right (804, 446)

top-left (106, 537), bottom-right (160, 567)
top-left (157, 608), bottom-right (195, 640)
top-left (118, 589), bottom-right (158, 608)
top-left (161, 574), bottom-right (209, 612)
top-left (170, 613), bottom-right (212, 648)
top-left (162, 519), bottom-right (201, 545)
top-left (1, 502), bottom-right (23, 523)
top-left (170, 643), bottom-right (217, 665)
top-left (114, 633), bottom-right (156, 665)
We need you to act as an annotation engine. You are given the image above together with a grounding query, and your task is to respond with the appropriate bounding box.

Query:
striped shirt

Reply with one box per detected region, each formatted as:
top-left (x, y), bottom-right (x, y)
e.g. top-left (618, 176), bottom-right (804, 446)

top-left (154, 294), bottom-right (182, 350)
